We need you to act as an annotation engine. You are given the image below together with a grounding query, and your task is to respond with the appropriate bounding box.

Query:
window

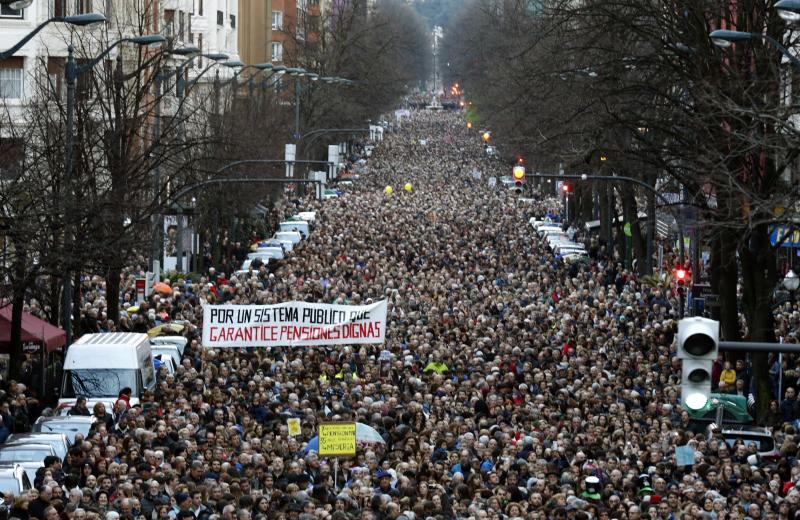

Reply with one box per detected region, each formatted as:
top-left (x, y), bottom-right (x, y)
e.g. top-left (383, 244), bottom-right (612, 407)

top-left (229, 14), bottom-right (235, 28)
top-left (179, 11), bottom-right (185, 41)
top-left (0, 4), bottom-right (23, 17)
top-left (271, 42), bottom-right (283, 63)
top-left (0, 59), bottom-right (23, 99)
top-left (0, 138), bottom-right (24, 181)
top-left (216, 9), bottom-right (223, 25)
top-left (74, 0), bottom-right (92, 14)
top-left (272, 11), bottom-right (283, 30)
top-left (197, 0), bottom-right (203, 16)
top-left (296, 8), bottom-right (305, 39)
top-left (47, 56), bottom-right (65, 99)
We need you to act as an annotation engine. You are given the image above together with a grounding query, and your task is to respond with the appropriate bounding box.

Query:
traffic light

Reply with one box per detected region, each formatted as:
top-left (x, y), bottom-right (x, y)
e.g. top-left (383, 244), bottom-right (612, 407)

top-left (466, 121), bottom-right (473, 129)
top-left (677, 317), bottom-right (719, 411)
top-left (482, 131), bottom-right (491, 142)
top-left (561, 183), bottom-right (571, 194)
top-left (674, 267), bottom-right (690, 286)
top-left (512, 165), bottom-right (525, 194)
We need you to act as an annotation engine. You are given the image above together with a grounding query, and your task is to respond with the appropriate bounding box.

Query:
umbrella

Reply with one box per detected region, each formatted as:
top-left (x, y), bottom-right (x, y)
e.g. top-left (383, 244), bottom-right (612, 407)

top-left (127, 306), bottom-right (139, 314)
top-left (303, 422), bottom-right (385, 454)
top-left (147, 323), bottom-right (186, 337)
top-left (152, 282), bottom-right (172, 295)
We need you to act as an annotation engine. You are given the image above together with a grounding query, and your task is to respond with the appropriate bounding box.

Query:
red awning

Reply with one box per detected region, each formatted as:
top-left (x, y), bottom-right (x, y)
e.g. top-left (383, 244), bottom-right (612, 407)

top-left (0, 304), bottom-right (66, 353)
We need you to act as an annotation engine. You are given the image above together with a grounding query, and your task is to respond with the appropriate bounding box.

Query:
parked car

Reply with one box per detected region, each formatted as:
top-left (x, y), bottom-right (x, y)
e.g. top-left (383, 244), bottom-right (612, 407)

top-left (149, 336), bottom-right (188, 356)
top-left (0, 444), bottom-right (55, 482)
top-left (151, 345), bottom-right (181, 369)
top-left (249, 248), bottom-right (284, 261)
top-left (719, 426), bottom-right (779, 461)
top-left (32, 416), bottom-right (94, 441)
top-left (6, 432), bottom-right (70, 459)
top-left (273, 231), bottom-right (303, 245)
top-left (0, 463), bottom-right (32, 497)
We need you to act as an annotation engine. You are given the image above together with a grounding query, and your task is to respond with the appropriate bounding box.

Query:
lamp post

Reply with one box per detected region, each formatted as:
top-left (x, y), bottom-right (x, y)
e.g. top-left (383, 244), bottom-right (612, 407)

top-left (62, 34), bottom-right (166, 347)
top-left (149, 46), bottom-right (225, 271)
top-left (0, 12), bottom-right (106, 61)
top-left (709, 29), bottom-right (800, 70)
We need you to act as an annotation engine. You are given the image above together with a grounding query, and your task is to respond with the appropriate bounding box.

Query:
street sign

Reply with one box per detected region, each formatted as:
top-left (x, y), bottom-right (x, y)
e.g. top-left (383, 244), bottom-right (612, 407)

top-left (136, 278), bottom-right (146, 303)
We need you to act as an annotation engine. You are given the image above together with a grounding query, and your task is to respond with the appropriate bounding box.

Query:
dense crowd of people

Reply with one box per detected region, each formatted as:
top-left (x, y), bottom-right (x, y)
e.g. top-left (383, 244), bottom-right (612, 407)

top-left (5, 111), bottom-right (800, 520)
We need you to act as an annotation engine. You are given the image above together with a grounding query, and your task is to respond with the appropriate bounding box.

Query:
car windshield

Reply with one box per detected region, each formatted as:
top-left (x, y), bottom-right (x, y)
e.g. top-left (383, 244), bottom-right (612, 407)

top-left (34, 421), bottom-right (90, 436)
top-left (61, 369), bottom-right (137, 398)
top-left (0, 448), bottom-right (50, 462)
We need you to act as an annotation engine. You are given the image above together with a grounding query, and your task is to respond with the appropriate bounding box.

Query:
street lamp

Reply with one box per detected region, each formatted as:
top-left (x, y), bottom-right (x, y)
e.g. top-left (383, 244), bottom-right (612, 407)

top-left (62, 34), bottom-right (166, 347)
top-left (776, 0), bottom-right (800, 23)
top-left (0, 12), bottom-right (106, 60)
top-left (150, 48), bottom-right (228, 271)
top-left (709, 29), bottom-right (800, 70)
top-left (0, 0), bottom-right (33, 8)
top-left (287, 68), bottom-right (309, 140)
top-left (785, 270), bottom-right (800, 291)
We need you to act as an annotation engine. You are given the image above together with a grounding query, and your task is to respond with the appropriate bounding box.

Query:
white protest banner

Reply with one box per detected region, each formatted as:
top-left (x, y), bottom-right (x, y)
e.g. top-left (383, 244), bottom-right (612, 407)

top-left (202, 300), bottom-right (387, 347)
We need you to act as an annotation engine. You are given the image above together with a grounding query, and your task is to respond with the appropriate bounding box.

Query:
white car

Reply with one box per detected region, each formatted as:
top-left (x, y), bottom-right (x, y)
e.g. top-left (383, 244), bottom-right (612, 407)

top-left (149, 336), bottom-right (188, 356)
top-left (260, 239), bottom-right (292, 252)
top-left (273, 231), bottom-right (302, 245)
top-left (152, 345), bottom-right (181, 369)
top-left (250, 248), bottom-right (284, 261)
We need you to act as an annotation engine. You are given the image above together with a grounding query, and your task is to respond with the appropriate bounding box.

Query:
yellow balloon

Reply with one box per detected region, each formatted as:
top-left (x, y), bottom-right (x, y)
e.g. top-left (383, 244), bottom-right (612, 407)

top-left (404, 183), bottom-right (412, 192)
top-left (384, 185), bottom-right (393, 195)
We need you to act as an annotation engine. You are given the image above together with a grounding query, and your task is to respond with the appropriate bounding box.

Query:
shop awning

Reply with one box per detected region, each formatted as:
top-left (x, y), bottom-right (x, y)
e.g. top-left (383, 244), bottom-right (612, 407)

top-left (0, 304), bottom-right (66, 352)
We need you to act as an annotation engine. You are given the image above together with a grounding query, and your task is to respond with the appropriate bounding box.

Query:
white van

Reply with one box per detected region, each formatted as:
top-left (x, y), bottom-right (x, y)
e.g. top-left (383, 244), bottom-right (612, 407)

top-left (59, 333), bottom-right (154, 413)
top-left (279, 221), bottom-right (310, 238)
top-left (273, 231), bottom-right (303, 245)
top-left (297, 211), bottom-right (316, 222)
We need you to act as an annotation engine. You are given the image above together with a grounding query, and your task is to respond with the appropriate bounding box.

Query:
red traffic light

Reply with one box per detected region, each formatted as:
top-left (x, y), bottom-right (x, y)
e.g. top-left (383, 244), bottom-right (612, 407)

top-left (561, 183), bottom-right (571, 193)
top-left (516, 156), bottom-right (524, 165)
top-left (675, 268), bottom-right (688, 282)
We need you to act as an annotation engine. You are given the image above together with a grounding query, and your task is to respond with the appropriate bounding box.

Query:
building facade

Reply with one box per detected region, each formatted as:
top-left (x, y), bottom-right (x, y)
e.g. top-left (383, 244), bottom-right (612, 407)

top-left (238, 0), bottom-right (272, 66)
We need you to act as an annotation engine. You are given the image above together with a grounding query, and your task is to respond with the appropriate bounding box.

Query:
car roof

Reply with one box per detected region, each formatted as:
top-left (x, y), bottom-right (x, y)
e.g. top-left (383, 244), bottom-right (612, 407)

top-left (36, 416), bottom-right (93, 423)
top-left (7, 433), bottom-right (66, 440)
top-left (0, 443), bottom-right (55, 450)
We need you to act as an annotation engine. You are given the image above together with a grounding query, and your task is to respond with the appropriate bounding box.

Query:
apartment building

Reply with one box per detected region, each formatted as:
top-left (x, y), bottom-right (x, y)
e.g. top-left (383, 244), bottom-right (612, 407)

top-left (238, 0), bottom-right (271, 66)
top-left (188, 0), bottom-right (238, 77)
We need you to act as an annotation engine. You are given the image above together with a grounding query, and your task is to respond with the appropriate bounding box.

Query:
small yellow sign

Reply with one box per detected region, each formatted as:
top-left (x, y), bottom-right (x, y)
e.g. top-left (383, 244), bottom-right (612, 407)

top-left (287, 418), bottom-right (301, 437)
top-left (318, 422), bottom-right (356, 456)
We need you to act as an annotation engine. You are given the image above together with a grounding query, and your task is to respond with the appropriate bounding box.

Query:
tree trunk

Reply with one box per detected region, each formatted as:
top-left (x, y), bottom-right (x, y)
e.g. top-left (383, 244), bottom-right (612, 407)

top-left (48, 278), bottom-right (60, 326)
top-left (621, 185), bottom-right (646, 274)
top-left (740, 222), bottom-right (778, 423)
top-left (713, 228), bottom-right (741, 342)
top-left (106, 262), bottom-right (121, 329)
top-left (71, 272), bottom-right (81, 339)
top-left (8, 256), bottom-right (27, 381)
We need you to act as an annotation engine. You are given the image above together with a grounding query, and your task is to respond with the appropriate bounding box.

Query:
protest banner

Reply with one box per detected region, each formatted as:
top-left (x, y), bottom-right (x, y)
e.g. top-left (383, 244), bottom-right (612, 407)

top-left (319, 422), bottom-right (356, 456)
top-left (202, 300), bottom-right (387, 347)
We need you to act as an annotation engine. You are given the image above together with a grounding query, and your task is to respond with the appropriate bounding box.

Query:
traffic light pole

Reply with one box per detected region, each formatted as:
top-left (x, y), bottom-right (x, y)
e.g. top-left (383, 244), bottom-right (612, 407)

top-left (719, 341), bottom-right (800, 353)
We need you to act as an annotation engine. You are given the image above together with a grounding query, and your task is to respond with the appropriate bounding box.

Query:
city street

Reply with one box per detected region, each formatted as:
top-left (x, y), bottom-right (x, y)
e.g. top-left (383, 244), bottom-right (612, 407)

top-left (7, 109), bottom-right (766, 520)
